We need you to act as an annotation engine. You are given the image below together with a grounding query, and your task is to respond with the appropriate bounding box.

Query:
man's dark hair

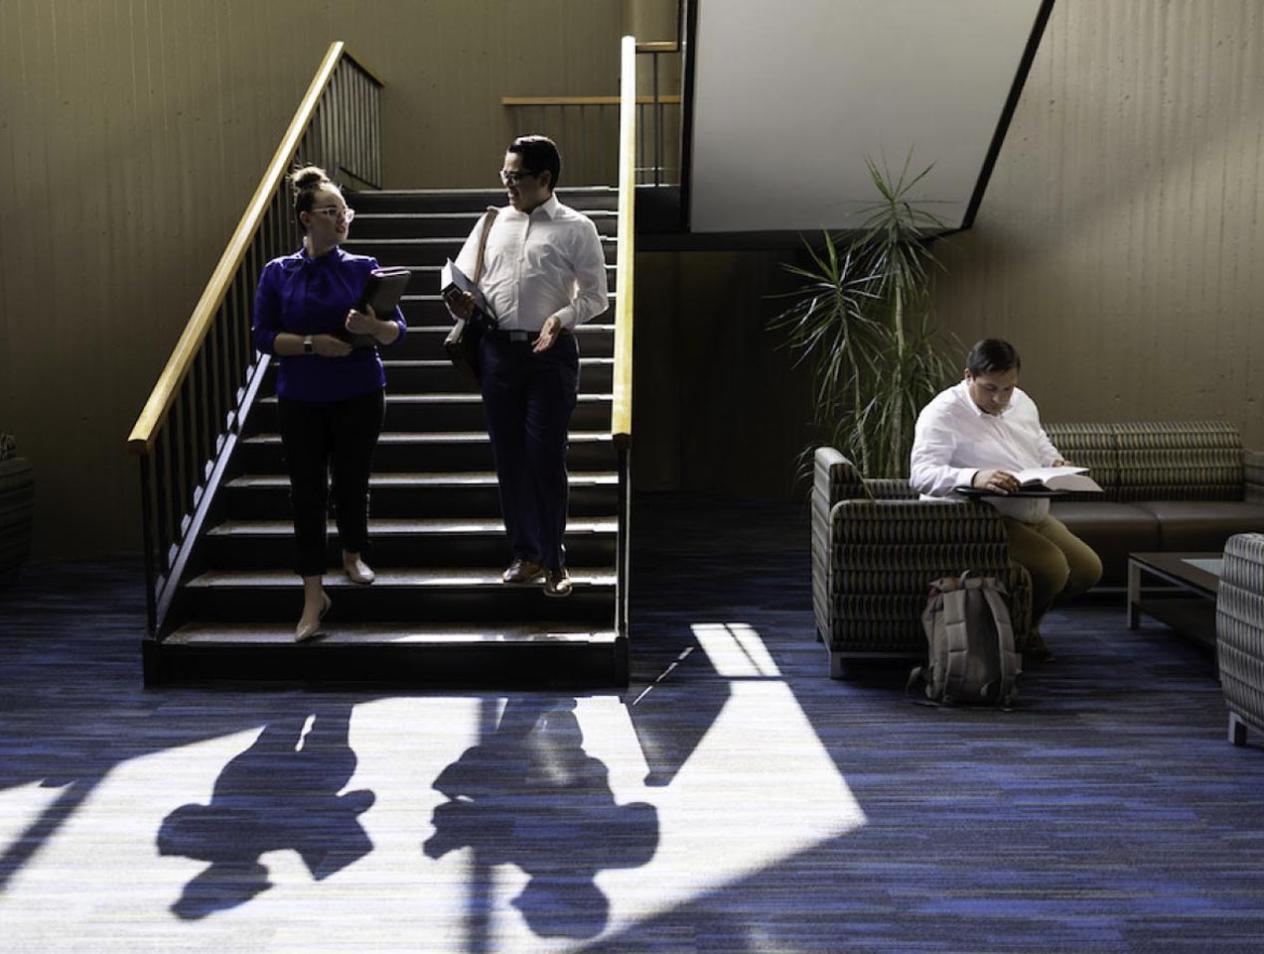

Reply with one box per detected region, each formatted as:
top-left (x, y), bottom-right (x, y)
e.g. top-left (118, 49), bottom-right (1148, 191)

top-left (965, 338), bottom-right (1021, 375)
top-left (508, 135), bottom-right (561, 191)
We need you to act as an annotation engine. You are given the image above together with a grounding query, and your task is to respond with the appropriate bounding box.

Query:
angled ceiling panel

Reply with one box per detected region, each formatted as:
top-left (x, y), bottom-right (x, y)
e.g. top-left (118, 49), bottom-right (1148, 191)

top-left (687, 0), bottom-right (1048, 233)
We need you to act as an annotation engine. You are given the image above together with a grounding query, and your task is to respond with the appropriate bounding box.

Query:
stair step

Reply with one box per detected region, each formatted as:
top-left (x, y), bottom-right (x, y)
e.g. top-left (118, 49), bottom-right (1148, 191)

top-left (175, 567), bottom-right (616, 624)
top-left (352, 210), bottom-right (618, 240)
top-left (222, 471), bottom-right (618, 519)
top-left (238, 430), bottom-right (617, 471)
top-left (207, 517), bottom-right (616, 537)
top-left (251, 392), bottom-right (613, 432)
top-left (344, 236), bottom-right (617, 268)
top-left (394, 291), bottom-right (615, 318)
top-left (187, 565), bottom-right (615, 587)
top-left (148, 619), bottom-right (625, 687)
top-left (165, 621), bottom-right (617, 647)
top-left (364, 357), bottom-right (614, 392)
top-left (201, 518), bottom-right (616, 568)
top-left (389, 321), bottom-right (616, 360)
top-left (348, 187), bottom-right (619, 214)
top-left (389, 264), bottom-right (616, 297)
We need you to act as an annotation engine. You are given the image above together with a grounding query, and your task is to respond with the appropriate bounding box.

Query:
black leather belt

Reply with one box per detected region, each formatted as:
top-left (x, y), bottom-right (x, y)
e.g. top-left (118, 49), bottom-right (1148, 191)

top-left (487, 328), bottom-right (572, 343)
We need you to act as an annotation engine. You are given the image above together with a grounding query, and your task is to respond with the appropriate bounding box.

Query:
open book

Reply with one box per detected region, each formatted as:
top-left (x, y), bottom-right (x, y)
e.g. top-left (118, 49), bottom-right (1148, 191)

top-left (440, 258), bottom-right (493, 320)
top-left (1009, 466), bottom-right (1103, 493)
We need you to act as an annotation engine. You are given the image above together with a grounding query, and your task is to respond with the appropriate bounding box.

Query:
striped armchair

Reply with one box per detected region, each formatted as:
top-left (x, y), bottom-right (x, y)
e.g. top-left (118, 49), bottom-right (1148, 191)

top-left (1217, 533), bottom-right (1264, 747)
top-left (812, 447), bottom-right (1032, 679)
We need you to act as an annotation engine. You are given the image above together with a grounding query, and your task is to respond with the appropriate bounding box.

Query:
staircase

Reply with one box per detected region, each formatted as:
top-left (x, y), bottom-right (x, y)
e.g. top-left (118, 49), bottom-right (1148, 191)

top-left (144, 187), bottom-right (629, 687)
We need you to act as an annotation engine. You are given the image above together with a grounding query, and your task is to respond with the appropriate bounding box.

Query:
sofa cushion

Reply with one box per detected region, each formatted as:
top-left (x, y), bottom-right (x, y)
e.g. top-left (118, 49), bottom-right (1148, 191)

top-left (1131, 501), bottom-right (1264, 553)
top-left (1049, 501), bottom-right (1161, 586)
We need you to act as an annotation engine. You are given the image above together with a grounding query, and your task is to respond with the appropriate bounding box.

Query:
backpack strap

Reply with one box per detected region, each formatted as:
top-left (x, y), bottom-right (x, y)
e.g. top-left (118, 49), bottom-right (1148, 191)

top-left (980, 581), bottom-right (1021, 706)
top-left (938, 585), bottom-right (973, 704)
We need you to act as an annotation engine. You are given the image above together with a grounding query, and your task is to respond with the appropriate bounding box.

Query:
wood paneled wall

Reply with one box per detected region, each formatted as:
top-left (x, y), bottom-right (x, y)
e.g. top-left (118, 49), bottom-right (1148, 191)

top-left (935, 0), bottom-right (1264, 447)
top-left (0, 0), bottom-right (625, 559)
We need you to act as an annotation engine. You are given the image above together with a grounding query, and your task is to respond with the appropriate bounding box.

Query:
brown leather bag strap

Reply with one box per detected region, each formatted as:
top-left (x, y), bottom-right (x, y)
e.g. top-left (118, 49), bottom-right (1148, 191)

top-left (471, 206), bottom-right (499, 285)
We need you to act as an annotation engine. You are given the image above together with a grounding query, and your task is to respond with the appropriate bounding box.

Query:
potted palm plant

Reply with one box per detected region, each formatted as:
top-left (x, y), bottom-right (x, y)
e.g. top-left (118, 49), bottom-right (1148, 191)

top-left (771, 155), bottom-right (956, 478)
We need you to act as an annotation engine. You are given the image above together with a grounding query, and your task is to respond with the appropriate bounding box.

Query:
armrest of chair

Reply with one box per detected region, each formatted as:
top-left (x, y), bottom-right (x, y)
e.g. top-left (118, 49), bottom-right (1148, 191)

top-left (1244, 449), bottom-right (1264, 504)
top-left (864, 478), bottom-right (917, 500)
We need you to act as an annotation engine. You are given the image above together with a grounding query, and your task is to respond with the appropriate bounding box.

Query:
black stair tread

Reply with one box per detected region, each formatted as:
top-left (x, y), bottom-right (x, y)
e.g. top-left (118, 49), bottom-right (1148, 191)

top-left (402, 321), bottom-right (616, 332)
top-left (242, 430), bottom-right (615, 445)
top-left (354, 210), bottom-right (618, 222)
top-left (257, 392), bottom-right (613, 406)
top-left (207, 517), bottom-right (616, 536)
top-left (225, 471), bottom-right (618, 488)
top-left (184, 566), bottom-right (616, 587)
top-left (381, 357), bottom-right (614, 368)
top-left (164, 622), bottom-right (618, 646)
top-left (348, 236), bottom-right (617, 248)
top-left (399, 292), bottom-right (615, 304)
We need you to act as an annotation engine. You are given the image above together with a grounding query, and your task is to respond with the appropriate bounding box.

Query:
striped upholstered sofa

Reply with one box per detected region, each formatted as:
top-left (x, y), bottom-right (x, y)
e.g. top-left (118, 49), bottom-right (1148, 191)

top-left (813, 421), bottom-right (1264, 677)
top-left (1044, 421), bottom-right (1264, 586)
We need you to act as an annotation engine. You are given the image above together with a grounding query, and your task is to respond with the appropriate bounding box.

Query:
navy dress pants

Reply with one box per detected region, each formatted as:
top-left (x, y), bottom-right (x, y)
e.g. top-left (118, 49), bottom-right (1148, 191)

top-left (479, 331), bottom-right (579, 571)
top-left (277, 388), bottom-right (385, 577)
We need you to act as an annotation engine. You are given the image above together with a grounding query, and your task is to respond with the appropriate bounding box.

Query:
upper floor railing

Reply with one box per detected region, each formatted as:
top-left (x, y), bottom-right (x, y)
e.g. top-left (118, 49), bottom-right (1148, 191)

top-left (126, 42), bottom-right (382, 636)
top-left (502, 41), bottom-right (681, 187)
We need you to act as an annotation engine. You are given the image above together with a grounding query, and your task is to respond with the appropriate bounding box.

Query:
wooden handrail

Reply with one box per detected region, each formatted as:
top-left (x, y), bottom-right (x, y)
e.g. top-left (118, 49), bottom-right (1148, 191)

top-left (501, 95), bottom-right (680, 107)
top-left (127, 42), bottom-right (376, 453)
top-left (636, 41), bottom-right (679, 53)
top-left (611, 35), bottom-right (636, 443)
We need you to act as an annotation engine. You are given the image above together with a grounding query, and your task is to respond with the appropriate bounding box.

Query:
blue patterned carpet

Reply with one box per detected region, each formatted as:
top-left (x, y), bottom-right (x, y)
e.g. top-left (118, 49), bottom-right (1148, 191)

top-left (1, 494), bottom-right (1262, 953)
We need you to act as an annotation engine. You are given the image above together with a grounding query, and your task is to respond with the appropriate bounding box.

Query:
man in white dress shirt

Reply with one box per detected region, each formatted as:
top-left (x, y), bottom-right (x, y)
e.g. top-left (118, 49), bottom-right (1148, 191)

top-left (447, 136), bottom-right (609, 597)
top-left (909, 339), bottom-right (1101, 659)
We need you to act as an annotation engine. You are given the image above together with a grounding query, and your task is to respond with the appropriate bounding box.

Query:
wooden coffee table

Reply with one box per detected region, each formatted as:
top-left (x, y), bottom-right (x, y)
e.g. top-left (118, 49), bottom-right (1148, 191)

top-left (1127, 551), bottom-right (1223, 648)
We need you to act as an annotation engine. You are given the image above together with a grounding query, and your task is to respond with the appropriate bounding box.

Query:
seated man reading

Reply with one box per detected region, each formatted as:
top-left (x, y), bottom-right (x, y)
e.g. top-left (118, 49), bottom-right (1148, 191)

top-left (909, 338), bottom-right (1102, 661)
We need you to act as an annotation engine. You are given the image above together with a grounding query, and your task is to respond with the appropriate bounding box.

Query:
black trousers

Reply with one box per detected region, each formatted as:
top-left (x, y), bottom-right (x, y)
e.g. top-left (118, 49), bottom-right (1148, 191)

top-left (479, 331), bottom-right (579, 571)
top-left (277, 388), bottom-right (385, 577)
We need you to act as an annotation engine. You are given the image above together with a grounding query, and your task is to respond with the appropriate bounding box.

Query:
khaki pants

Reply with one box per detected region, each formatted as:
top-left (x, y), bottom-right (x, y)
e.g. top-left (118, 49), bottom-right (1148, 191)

top-left (1003, 515), bottom-right (1103, 627)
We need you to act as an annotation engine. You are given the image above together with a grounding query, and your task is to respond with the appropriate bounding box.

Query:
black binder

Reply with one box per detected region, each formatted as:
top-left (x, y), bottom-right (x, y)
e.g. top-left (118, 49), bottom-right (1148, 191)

top-left (345, 266), bottom-right (410, 347)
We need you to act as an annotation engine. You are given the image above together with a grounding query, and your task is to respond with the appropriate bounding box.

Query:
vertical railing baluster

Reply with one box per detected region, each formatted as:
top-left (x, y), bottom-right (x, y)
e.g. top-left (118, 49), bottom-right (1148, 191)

top-left (139, 454), bottom-right (158, 634)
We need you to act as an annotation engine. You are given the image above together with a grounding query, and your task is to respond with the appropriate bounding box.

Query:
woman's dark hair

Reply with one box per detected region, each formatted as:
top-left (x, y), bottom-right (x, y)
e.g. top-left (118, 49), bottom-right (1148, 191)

top-left (289, 164), bottom-right (337, 229)
top-left (507, 135), bottom-right (561, 191)
top-left (966, 338), bottom-right (1021, 375)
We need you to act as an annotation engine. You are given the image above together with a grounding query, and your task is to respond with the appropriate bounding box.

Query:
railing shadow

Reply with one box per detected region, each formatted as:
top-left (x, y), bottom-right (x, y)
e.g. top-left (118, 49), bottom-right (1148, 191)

top-left (157, 704), bottom-right (374, 920)
top-left (423, 697), bottom-right (659, 940)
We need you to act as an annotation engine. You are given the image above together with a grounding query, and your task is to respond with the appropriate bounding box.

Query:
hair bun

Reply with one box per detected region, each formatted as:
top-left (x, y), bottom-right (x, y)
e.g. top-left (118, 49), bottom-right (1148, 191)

top-left (289, 164), bottom-right (329, 197)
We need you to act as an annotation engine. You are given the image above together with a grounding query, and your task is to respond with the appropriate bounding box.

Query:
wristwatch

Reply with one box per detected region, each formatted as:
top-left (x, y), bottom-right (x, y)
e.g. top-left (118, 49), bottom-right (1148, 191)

top-left (302, 335), bottom-right (314, 355)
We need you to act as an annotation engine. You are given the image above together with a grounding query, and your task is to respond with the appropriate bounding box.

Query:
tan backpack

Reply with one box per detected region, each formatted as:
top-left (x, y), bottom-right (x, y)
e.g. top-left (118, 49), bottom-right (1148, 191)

top-left (910, 573), bottom-right (1022, 707)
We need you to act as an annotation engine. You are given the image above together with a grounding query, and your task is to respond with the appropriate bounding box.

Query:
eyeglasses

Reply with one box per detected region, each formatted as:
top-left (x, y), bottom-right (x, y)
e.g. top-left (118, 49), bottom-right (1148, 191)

top-left (309, 205), bottom-right (354, 222)
top-left (499, 169), bottom-right (538, 184)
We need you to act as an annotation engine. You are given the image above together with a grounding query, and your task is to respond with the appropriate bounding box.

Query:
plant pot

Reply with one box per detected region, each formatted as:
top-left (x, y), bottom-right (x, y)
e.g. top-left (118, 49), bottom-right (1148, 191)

top-left (0, 457), bottom-right (34, 583)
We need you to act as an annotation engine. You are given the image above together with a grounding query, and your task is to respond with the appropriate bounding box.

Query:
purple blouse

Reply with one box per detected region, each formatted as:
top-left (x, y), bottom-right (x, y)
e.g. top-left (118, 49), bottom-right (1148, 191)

top-left (252, 247), bottom-right (407, 403)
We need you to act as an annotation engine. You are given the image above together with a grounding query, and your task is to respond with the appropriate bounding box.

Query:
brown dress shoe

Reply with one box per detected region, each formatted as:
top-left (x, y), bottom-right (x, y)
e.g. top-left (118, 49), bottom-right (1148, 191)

top-left (1023, 629), bottom-right (1055, 662)
top-left (543, 567), bottom-right (572, 598)
top-left (502, 558), bottom-right (546, 584)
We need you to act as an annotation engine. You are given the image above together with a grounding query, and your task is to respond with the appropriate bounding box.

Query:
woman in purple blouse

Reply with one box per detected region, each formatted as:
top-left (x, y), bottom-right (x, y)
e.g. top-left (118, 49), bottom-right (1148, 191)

top-left (252, 166), bottom-right (406, 642)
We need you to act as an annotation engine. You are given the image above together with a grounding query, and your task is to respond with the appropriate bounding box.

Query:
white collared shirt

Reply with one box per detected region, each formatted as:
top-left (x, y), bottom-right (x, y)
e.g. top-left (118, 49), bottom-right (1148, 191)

top-left (452, 193), bottom-right (609, 331)
top-left (909, 380), bottom-right (1062, 523)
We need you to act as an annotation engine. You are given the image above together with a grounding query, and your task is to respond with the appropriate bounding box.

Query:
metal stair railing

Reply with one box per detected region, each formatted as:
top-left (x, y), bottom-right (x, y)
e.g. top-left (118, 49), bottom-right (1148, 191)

top-left (125, 42), bottom-right (382, 637)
